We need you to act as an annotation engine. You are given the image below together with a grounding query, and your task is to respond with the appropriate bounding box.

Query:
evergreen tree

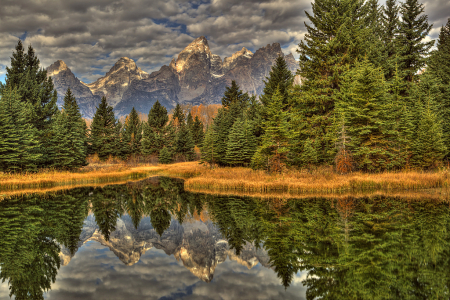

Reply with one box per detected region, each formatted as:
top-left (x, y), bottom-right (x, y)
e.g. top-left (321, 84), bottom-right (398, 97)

top-left (201, 126), bottom-right (217, 167)
top-left (337, 58), bottom-right (392, 172)
top-left (89, 96), bottom-right (117, 160)
top-left (141, 122), bottom-right (158, 155)
top-left (1, 41), bottom-right (58, 167)
top-left (148, 100), bottom-right (169, 130)
top-left (225, 118), bottom-right (247, 166)
top-left (175, 124), bottom-right (195, 161)
top-left (221, 80), bottom-right (250, 108)
top-left (172, 104), bottom-right (185, 128)
top-left (295, 0), bottom-right (374, 164)
top-left (242, 118), bottom-right (257, 165)
top-left (429, 18), bottom-right (450, 154)
top-left (381, 0), bottom-right (400, 80)
top-left (300, 138), bottom-right (319, 168)
top-left (186, 111), bottom-right (194, 131)
top-left (252, 89), bottom-right (290, 173)
top-left (412, 102), bottom-right (446, 169)
top-left (113, 120), bottom-right (127, 159)
top-left (0, 87), bottom-right (41, 172)
top-left (123, 107), bottom-right (142, 156)
top-left (192, 116), bottom-right (204, 146)
top-left (396, 0), bottom-right (434, 83)
top-left (159, 147), bottom-right (172, 164)
top-left (53, 88), bottom-right (87, 169)
top-left (260, 55), bottom-right (293, 111)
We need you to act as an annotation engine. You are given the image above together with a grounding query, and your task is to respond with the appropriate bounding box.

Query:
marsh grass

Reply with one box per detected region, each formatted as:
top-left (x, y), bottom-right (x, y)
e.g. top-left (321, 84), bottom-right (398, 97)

top-left (0, 164), bottom-right (164, 191)
top-left (2, 161), bottom-right (450, 196)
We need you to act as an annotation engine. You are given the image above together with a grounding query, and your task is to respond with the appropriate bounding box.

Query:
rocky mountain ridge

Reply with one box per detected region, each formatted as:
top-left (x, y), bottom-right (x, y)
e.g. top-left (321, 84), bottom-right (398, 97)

top-left (48, 36), bottom-right (299, 118)
top-left (59, 215), bottom-right (271, 282)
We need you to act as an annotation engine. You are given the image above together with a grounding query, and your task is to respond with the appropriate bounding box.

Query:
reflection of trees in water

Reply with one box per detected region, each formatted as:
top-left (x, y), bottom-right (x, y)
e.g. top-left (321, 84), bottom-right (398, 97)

top-left (0, 190), bottom-right (89, 299)
top-left (3, 178), bottom-right (450, 299)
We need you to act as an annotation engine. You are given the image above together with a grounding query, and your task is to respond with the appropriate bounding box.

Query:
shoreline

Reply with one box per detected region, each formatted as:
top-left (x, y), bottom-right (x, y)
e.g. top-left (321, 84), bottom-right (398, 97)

top-left (1, 162), bottom-right (450, 197)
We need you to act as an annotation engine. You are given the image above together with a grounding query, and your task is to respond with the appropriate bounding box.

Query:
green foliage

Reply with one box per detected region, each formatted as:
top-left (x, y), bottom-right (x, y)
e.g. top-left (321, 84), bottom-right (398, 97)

top-left (260, 55), bottom-right (293, 111)
top-left (295, 0), bottom-right (375, 165)
top-left (123, 107), bottom-right (142, 156)
top-left (381, 0), bottom-right (400, 80)
top-left (201, 126), bottom-right (217, 166)
top-left (396, 0), bottom-right (434, 83)
top-left (252, 88), bottom-right (290, 172)
top-left (221, 80), bottom-right (250, 108)
top-left (1, 40), bottom-right (58, 168)
top-left (412, 101), bottom-right (446, 169)
top-left (50, 88), bottom-right (87, 169)
top-left (337, 58), bottom-right (392, 172)
top-left (89, 96), bottom-right (117, 160)
top-left (175, 123), bottom-right (195, 161)
top-left (173, 103), bottom-right (185, 127)
top-left (159, 147), bottom-right (172, 164)
top-left (0, 87), bottom-right (41, 172)
top-left (191, 116), bottom-right (204, 146)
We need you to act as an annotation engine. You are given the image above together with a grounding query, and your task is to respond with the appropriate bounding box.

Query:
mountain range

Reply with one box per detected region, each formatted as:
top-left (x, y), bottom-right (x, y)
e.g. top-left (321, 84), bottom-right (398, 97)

top-left (47, 36), bottom-right (299, 118)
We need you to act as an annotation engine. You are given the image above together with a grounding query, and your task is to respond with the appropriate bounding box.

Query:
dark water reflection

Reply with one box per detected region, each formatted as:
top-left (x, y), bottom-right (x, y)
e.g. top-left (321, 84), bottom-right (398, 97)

top-left (1, 177), bottom-right (450, 299)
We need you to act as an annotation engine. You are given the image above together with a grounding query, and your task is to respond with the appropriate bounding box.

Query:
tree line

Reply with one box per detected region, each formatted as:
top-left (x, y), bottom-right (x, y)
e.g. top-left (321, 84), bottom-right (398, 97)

top-left (201, 0), bottom-right (450, 172)
top-left (0, 40), bottom-right (204, 171)
top-left (1, 0), bottom-right (449, 173)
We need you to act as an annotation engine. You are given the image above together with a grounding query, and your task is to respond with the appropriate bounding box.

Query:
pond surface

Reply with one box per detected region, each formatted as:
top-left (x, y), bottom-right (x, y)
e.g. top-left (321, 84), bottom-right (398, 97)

top-left (0, 177), bottom-right (449, 299)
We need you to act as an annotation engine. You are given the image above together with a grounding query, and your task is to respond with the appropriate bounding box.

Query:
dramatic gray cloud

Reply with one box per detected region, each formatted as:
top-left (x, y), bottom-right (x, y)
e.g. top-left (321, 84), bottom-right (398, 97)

top-left (0, 0), bottom-right (447, 83)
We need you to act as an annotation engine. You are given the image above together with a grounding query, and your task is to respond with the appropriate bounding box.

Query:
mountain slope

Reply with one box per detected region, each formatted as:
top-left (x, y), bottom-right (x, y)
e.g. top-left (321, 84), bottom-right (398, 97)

top-left (47, 60), bottom-right (101, 118)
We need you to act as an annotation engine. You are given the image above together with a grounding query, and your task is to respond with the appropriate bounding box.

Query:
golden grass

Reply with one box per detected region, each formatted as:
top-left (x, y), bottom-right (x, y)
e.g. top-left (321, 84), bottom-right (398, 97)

top-left (0, 177), bottom-right (158, 200)
top-left (178, 163), bottom-right (450, 194)
top-left (3, 161), bottom-right (450, 198)
top-left (0, 164), bottom-right (164, 191)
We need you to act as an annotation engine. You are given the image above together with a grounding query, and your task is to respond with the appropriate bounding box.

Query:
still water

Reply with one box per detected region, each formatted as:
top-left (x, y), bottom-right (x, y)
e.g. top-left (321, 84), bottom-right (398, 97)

top-left (0, 177), bottom-right (449, 299)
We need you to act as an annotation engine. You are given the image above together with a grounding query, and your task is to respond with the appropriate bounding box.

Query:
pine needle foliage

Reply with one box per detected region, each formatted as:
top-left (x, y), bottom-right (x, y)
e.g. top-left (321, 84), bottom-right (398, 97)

top-left (89, 96), bottom-right (117, 161)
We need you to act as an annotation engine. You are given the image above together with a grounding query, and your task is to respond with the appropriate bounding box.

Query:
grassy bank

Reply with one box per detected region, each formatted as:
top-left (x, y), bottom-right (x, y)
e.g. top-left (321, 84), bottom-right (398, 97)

top-left (2, 161), bottom-right (450, 195)
top-left (165, 162), bottom-right (450, 194)
top-left (0, 164), bottom-right (164, 191)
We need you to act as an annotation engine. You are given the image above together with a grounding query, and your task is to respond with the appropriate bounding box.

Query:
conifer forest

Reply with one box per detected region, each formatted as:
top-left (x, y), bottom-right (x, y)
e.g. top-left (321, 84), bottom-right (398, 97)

top-left (0, 0), bottom-right (449, 174)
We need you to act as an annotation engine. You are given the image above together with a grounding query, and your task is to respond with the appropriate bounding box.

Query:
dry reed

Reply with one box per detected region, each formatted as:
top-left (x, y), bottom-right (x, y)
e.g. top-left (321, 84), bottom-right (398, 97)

top-left (3, 161), bottom-right (450, 197)
top-left (0, 164), bottom-right (164, 191)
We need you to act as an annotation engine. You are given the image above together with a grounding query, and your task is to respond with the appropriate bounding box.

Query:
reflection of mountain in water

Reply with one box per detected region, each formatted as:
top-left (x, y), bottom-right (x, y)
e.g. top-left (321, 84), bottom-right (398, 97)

top-left (60, 214), bottom-right (270, 282)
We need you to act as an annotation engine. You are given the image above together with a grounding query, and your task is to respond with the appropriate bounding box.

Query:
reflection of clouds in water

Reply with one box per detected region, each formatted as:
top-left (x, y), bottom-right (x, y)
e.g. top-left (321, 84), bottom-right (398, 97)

top-left (43, 241), bottom-right (306, 300)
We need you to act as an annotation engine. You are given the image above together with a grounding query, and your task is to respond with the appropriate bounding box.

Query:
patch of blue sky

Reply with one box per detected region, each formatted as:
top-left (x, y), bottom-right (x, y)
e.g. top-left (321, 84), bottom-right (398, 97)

top-left (152, 18), bottom-right (187, 34)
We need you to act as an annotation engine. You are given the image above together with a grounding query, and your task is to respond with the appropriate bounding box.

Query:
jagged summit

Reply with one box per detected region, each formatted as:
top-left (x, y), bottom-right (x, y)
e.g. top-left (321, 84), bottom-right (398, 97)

top-left (85, 56), bottom-right (149, 107)
top-left (49, 37), bottom-right (300, 117)
top-left (47, 60), bottom-right (69, 76)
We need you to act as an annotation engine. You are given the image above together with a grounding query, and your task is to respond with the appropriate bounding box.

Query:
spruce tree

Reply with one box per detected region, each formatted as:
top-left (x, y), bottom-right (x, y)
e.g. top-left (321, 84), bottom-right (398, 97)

top-left (201, 126), bottom-right (217, 167)
top-left (159, 147), bottom-right (172, 164)
top-left (59, 88), bottom-right (87, 169)
top-left (192, 116), bottom-right (204, 146)
top-left (141, 122), bottom-right (158, 155)
top-left (412, 102), bottom-right (446, 169)
top-left (295, 0), bottom-right (374, 164)
top-left (337, 58), bottom-right (392, 172)
top-left (242, 118), bottom-right (257, 165)
top-left (50, 111), bottom-right (72, 169)
top-left (0, 87), bottom-right (41, 172)
top-left (251, 88), bottom-right (290, 173)
top-left (260, 55), bottom-right (293, 110)
top-left (381, 0), bottom-right (400, 80)
top-left (429, 18), bottom-right (450, 154)
top-left (148, 100), bottom-right (169, 129)
top-left (175, 124), bottom-right (195, 161)
top-left (173, 104), bottom-right (185, 128)
top-left (142, 101), bottom-right (168, 155)
top-left (186, 111), bottom-right (194, 131)
top-left (89, 96), bottom-right (117, 160)
top-left (221, 80), bottom-right (250, 108)
top-left (225, 118), bottom-right (247, 166)
top-left (123, 107), bottom-right (142, 156)
top-left (396, 0), bottom-right (434, 83)
top-left (1, 41), bottom-right (58, 167)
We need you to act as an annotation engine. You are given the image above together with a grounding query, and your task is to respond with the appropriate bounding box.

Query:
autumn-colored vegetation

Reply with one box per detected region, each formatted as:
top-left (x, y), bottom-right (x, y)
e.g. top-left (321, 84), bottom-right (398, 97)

top-left (3, 161), bottom-right (450, 197)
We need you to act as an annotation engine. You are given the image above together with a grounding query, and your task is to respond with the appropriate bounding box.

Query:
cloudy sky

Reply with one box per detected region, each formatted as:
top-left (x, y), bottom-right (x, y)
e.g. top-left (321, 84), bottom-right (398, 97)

top-left (0, 0), bottom-right (448, 83)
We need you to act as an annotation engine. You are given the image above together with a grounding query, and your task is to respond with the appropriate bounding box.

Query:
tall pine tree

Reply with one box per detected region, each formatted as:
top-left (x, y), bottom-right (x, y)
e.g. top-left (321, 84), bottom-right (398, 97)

top-left (89, 96), bottom-right (117, 160)
top-left (123, 107), bottom-right (142, 156)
